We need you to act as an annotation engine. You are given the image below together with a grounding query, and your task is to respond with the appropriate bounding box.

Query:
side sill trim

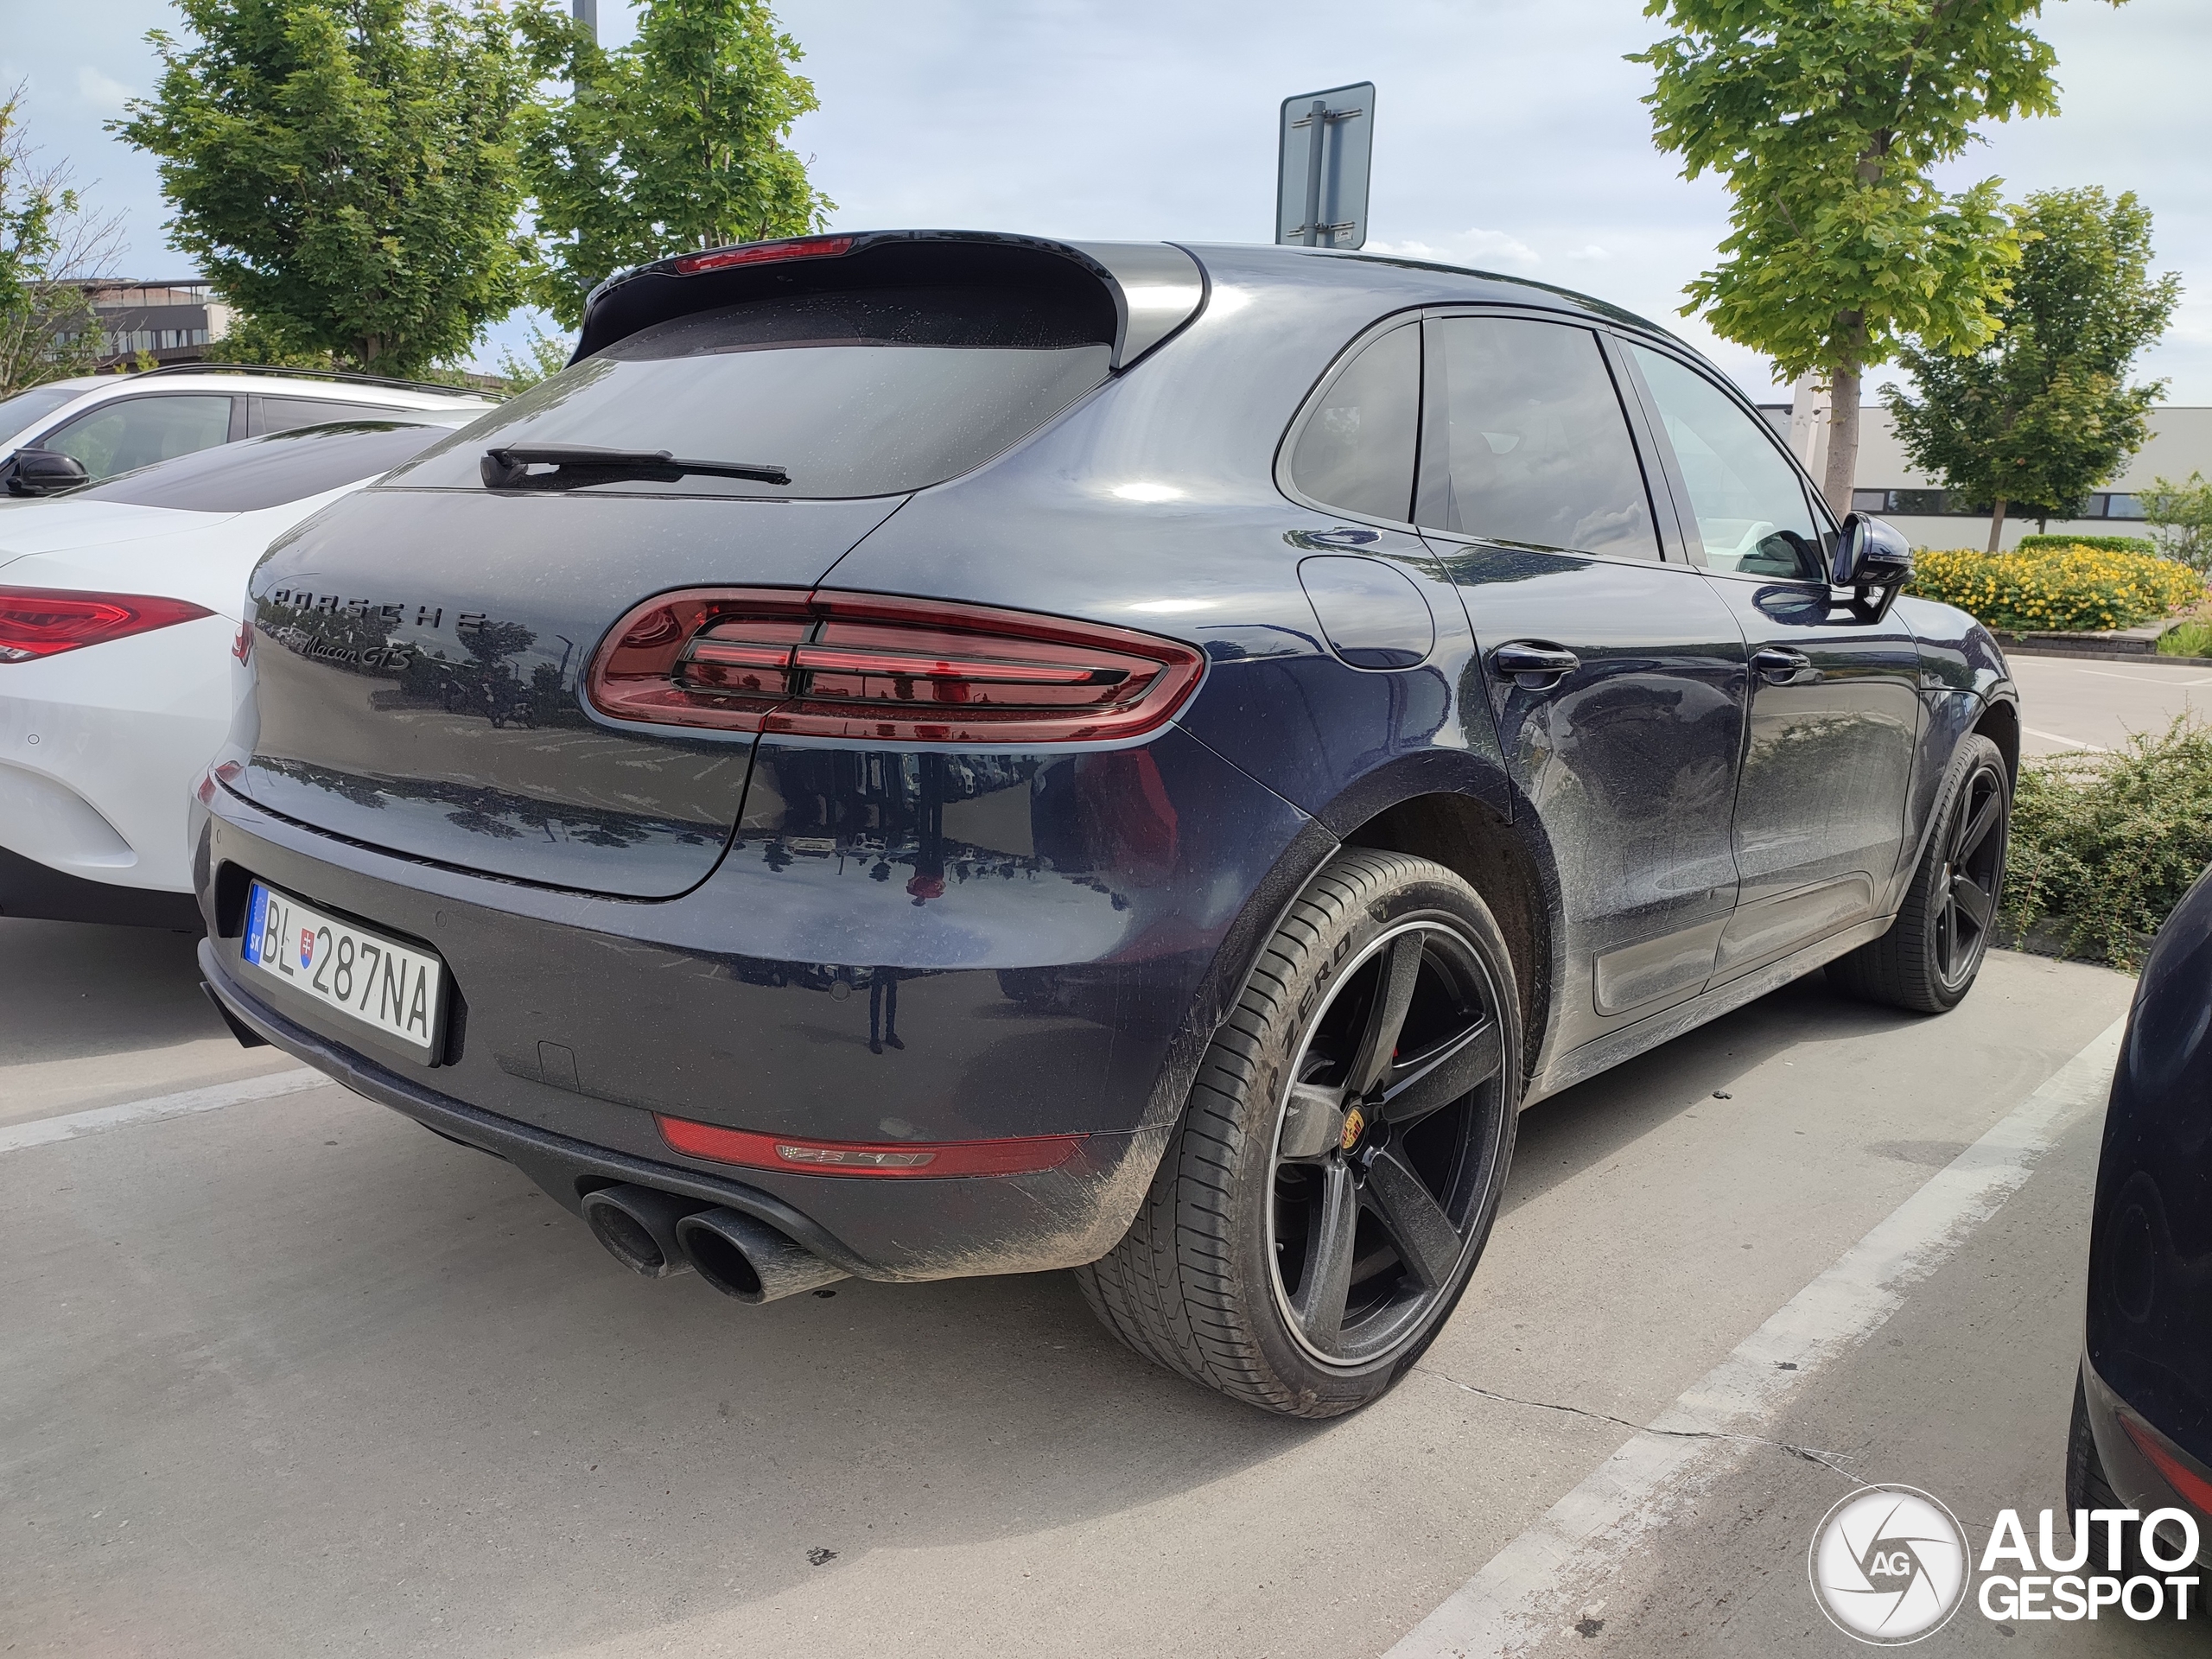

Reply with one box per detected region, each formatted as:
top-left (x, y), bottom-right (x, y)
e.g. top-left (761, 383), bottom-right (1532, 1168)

top-left (1527, 912), bottom-right (1895, 1107)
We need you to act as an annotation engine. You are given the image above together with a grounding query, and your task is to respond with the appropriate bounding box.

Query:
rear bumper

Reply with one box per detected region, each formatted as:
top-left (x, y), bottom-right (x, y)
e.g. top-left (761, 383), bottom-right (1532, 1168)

top-left (2080, 1352), bottom-right (2212, 1568)
top-left (200, 950), bottom-right (1166, 1280)
top-left (195, 726), bottom-right (1323, 1278)
top-left (0, 613), bottom-right (235, 893)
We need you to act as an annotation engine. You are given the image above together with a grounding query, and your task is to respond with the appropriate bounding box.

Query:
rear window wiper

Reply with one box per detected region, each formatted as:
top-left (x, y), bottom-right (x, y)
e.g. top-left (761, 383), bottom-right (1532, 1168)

top-left (481, 444), bottom-right (790, 490)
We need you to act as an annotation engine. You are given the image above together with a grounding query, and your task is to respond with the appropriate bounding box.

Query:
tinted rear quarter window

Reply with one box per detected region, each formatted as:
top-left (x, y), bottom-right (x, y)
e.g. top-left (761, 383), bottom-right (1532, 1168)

top-left (390, 286), bottom-right (1115, 499)
top-left (256, 396), bottom-right (412, 435)
top-left (1287, 323), bottom-right (1419, 521)
top-left (76, 423), bottom-right (447, 512)
top-left (1416, 317), bottom-right (1658, 560)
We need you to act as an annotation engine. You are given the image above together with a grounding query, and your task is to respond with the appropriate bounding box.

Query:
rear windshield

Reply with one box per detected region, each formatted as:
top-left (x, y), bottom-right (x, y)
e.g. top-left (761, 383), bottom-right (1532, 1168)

top-left (388, 287), bottom-right (1115, 500)
top-left (76, 421), bottom-right (452, 512)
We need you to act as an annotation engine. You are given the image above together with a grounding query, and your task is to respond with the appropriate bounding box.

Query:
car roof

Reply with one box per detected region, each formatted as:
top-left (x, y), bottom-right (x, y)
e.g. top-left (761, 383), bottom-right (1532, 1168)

top-left (1176, 241), bottom-right (1683, 342)
top-left (60, 373), bottom-right (488, 405)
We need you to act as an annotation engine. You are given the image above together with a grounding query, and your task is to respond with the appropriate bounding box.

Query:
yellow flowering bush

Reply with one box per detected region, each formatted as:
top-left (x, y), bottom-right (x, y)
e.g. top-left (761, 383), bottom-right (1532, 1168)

top-left (1905, 543), bottom-right (2203, 634)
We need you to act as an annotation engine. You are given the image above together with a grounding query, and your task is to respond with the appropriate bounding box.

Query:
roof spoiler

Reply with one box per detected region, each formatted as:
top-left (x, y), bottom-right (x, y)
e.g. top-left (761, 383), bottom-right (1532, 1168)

top-left (572, 231), bottom-right (1206, 371)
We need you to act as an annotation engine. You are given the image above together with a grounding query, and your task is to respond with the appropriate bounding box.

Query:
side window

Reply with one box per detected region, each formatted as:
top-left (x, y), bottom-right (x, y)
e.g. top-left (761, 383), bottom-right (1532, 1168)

top-left (1414, 317), bottom-right (1659, 560)
top-left (1629, 346), bottom-right (1824, 580)
top-left (40, 395), bottom-right (235, 481)
top-left (256, 396), bottom-right (408, 435)
top-left (1287, 323), bottom-right (1419, 521)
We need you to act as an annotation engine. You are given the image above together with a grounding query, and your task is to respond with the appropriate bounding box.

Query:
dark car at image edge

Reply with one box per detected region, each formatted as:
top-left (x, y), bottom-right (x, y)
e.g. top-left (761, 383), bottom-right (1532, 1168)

top-left (194, 228), bottom-right (2018, 1416)
top-left (2071, 862), bottom-right (2212, 1573)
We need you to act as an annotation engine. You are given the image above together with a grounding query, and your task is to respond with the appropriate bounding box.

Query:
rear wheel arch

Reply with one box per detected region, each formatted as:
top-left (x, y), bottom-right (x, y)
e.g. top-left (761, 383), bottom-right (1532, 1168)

top-left (1975, 693), bottom-right (2020, 785)
top-left (1339, 791), bottom-right (1555, 1088)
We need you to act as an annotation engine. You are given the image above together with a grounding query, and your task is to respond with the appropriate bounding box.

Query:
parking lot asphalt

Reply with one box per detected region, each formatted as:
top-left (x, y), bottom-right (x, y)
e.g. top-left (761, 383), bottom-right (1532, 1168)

top-left (2012, 652), bottom-right (2212, 757)
top-left (3, 912), bottom-right (2187, 1657)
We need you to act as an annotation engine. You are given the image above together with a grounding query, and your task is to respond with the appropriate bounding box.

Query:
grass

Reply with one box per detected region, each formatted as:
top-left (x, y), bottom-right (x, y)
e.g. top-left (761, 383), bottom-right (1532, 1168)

top-left (2158, 618), bottom-right (2212, 657)
top-left (2004, 717), bottom-right (2212, 968)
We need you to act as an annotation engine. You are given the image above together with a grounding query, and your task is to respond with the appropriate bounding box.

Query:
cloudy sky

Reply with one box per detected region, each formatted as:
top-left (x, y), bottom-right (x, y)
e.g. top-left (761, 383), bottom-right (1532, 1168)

top-left (7, 0), bottom-right (2207, 401)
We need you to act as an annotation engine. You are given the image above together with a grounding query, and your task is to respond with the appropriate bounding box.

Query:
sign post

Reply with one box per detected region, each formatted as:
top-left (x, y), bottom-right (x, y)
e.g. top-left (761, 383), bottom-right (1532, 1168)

top-left (1275, 83), bottom-right (1375, 251)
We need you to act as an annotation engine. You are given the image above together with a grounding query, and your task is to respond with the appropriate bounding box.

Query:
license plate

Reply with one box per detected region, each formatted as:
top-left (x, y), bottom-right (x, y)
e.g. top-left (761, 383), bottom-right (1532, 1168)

top-left (241, 881), bottom-right (444, 1060)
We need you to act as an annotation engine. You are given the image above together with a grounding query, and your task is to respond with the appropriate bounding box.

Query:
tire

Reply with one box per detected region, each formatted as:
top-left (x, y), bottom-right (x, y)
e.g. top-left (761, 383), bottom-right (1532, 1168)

top-left (1829, 733), bottom-right (2009, 1014)
top-left (1076, 849), bottom-right (1522, 1417)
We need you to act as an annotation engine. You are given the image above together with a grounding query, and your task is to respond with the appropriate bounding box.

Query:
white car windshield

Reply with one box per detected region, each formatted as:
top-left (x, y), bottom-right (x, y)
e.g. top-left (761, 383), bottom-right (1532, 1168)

top-left (0, 383), bottom-right (86, 439)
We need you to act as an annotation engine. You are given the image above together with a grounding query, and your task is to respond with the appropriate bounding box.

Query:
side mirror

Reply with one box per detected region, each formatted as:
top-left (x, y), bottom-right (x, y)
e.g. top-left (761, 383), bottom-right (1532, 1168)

top-left (6, 448), bottom-right (90, 498)
top-left (1833, 512), bottom-right (1914, 590)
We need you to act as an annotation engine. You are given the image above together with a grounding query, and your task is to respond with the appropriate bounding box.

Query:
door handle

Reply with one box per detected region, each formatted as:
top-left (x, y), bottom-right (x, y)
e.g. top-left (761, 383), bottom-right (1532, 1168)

top-left (1491, 641), bottom-right (1580, 688)
top-left (1751, 645), bottom-right (1814, 685)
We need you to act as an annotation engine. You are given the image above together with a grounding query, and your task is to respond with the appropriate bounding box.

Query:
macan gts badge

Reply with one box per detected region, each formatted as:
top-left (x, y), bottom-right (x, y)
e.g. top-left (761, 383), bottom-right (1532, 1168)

top-left (196, 229), bottom-right (2018, 1416)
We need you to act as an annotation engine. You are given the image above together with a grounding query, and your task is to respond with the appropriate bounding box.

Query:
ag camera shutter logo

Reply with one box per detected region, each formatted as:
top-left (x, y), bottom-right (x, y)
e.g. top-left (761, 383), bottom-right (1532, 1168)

top-left (1809, 1485), bottom-right (1970, 1643)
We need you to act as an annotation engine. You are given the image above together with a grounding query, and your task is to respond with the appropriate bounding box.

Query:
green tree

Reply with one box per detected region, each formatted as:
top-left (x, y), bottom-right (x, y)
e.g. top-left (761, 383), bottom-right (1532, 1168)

top-left (212, 308), bottom-right (341, 371)
top-left (1885, 188), bottom-right (2177, 550)
top-left (493, 321), bottom-right (573, 390)
top-left (2139, 473), bottom-right (2212, 572)
top-left (0, 87), bottom-right (127, 397)
top-left (116, 0), bottom-right (535, 375)
top-left (1631, 0), bottom-right (2109, 513)
top-left (518, 0), bottom-right (832, 329)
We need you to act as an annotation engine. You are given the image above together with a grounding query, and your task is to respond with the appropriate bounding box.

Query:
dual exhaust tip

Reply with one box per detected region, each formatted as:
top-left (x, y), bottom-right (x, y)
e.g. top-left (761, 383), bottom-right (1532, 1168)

top-left (580, 1184), bottom-right (848, 1304)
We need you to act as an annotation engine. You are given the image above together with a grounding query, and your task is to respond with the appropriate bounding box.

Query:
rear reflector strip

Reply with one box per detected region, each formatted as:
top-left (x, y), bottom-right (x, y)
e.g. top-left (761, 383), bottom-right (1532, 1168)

top-left (588, 588), bottom-right (1205, 745)
top-left (671, 236), bottom-right (855, 275)
top-left (0, 585), bottom-right (214, 663)
top-left (656, 1115), bottom-right (1084, 1178)
top-left (2121, 1413), bottom-right (2212, 1514)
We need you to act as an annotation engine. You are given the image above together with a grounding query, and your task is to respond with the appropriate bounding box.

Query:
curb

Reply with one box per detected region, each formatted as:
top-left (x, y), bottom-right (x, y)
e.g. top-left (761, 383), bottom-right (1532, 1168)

top-left (2001, 645), bottom-right (2212, 668)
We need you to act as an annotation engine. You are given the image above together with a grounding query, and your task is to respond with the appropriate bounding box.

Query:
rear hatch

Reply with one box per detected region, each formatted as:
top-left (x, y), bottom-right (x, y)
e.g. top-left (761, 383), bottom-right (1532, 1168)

top-left (235, 232), bottom-right (1196, 898)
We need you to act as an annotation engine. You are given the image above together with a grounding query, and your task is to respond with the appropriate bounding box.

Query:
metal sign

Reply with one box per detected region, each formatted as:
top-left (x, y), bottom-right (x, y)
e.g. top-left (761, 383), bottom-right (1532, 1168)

top-left (1276, 83), bottom-right (1375, 251)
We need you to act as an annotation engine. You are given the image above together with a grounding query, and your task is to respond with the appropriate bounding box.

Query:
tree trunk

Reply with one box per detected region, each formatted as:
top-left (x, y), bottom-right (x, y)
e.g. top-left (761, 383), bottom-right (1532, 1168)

top-left (1821, 359), bottom-right (1861, 518)
top-left (1986, 498), bottom-right (2008, 554)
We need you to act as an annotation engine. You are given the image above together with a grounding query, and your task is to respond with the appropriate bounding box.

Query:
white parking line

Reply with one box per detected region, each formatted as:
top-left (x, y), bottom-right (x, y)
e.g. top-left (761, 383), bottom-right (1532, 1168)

top-left (2071, 667), bottom-right (2212, 687)
top-left (1385, 1014), bottom-right (2126, 1658)
top-left (2022, 726), bottom-right (2110, 752)
top-left (0, 1067), bottom-right (328, 1154)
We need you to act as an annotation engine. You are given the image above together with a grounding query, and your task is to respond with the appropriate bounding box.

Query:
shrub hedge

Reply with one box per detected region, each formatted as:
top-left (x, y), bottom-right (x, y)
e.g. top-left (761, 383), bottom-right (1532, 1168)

top-left (1905, 543), bottom-right (2201, 633)
top-left (2014, 533), bottom-right (2157, 556)
top-left (2005, 718), bottom-right (2212, 968)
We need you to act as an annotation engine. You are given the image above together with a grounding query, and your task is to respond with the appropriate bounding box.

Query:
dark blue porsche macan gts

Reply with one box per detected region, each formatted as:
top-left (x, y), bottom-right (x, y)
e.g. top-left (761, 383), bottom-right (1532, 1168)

top-left (195, 230), bottom-right (2020, 1416)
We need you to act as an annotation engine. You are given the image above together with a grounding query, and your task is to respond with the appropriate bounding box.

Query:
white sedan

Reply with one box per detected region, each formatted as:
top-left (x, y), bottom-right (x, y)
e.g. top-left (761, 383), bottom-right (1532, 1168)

top-left (0, 417), bottom-right (475, 927)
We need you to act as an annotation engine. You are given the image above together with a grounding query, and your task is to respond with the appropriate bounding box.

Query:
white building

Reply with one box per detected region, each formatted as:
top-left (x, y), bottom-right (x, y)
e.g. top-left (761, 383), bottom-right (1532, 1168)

top-left (1756, 378), bottom-right (2210, 551)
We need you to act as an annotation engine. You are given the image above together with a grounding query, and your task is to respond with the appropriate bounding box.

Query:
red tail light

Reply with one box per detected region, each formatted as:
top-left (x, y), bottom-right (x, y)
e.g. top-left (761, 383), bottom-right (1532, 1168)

top-left (588, 588), bottom-right (1205, 744)
top-left (657, 1114), bottom-right (1084, 1178)
top-left (671, 235), bottom-right (855, 275)
top-left (0, 585), bottom-right (213, 664)
top-left (2122, 1414), bottom-right (2212, 1513)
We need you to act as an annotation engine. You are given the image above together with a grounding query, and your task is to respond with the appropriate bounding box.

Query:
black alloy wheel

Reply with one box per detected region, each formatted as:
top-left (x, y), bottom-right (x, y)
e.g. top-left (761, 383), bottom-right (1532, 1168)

top-left (1932, 757), bottom-right (2006, 992)
top-left (1269, 921), bottom-right (1505, 1364)
top-left (1830, 732), bottom-right (2011, 1014)
top-left (1077, 849), bottom-right (1521, 1417)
